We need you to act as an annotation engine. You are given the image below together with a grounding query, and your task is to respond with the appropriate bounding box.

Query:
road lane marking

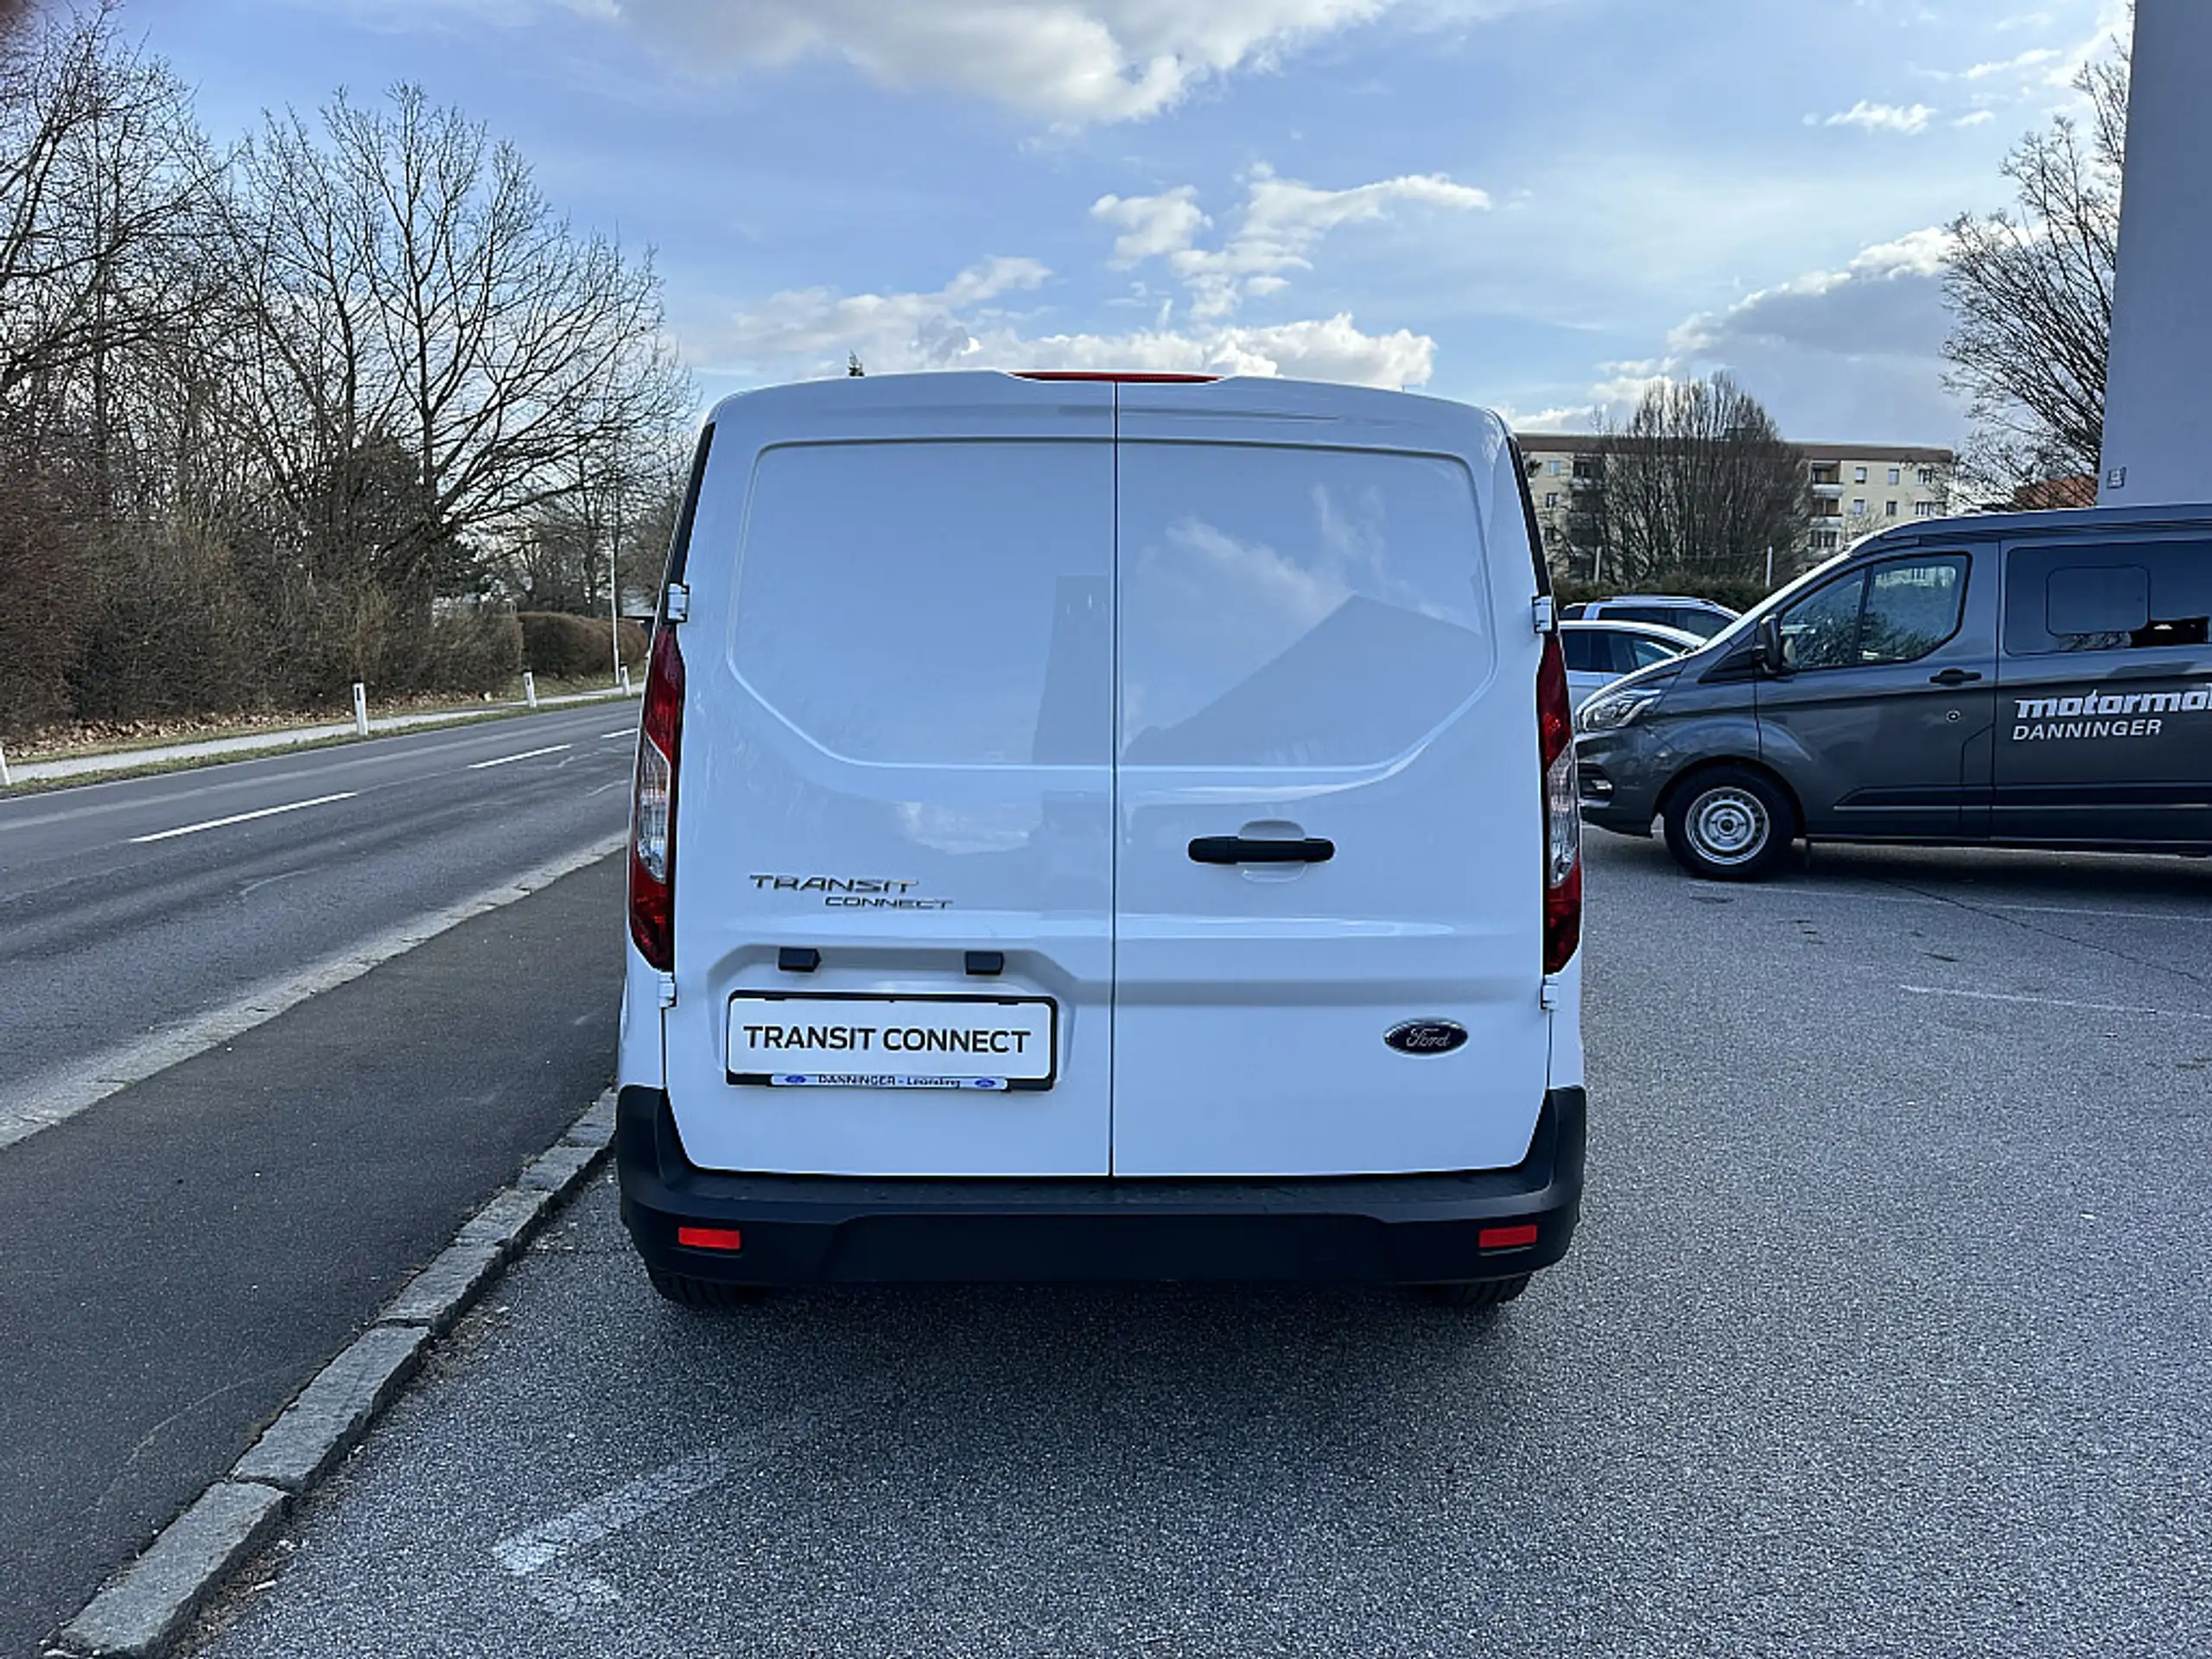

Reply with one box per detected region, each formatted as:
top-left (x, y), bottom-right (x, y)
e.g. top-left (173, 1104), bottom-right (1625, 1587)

top-left (1901, 984), bottom-right (2212, 1020)
top-left (494, 1449), bottom-right (739, 1576)
top-left (492, 1416), bottom-right (813, 1618)
top-left (128, 792), bottom-right (358, 843)
top-left (600, 728), bottom-right (633, 740)
top-left (0, 836), bottom-right (622, 1153)
top-left (467, 744), bottom-right (572, 770)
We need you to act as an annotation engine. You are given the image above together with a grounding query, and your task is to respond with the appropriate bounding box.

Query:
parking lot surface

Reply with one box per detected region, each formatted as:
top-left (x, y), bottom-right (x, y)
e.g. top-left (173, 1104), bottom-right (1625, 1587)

top-left (185, 836), bottom-right (2212, 1658)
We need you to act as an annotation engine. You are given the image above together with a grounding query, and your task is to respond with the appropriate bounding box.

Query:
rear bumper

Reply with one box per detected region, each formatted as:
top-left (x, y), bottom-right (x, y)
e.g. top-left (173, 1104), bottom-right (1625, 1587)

top-left (615, 1085), bottom-right (1586, 1286)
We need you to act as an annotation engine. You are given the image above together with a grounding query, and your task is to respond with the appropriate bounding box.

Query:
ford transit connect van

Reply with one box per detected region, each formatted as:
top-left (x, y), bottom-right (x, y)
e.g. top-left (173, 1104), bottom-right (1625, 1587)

top-left (614, 372), bottom-right (1586, 1306)
top-left (1575, 504), bottom-right (2212, 879)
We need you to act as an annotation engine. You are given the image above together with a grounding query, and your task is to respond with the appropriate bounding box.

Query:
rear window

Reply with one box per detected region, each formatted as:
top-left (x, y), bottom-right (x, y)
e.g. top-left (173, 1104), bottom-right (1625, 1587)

top-left (729, 440), bottom-right (1113, 766)
top-left (2005, 539), bottom-right (2212, 654)
top-left (1116, 442), bottom-right (1494, 767)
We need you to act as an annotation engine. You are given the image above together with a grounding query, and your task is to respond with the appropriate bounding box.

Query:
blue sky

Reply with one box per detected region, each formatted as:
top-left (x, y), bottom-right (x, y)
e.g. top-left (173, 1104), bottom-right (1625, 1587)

top-left (133, 0), bottom-right (2128, 444)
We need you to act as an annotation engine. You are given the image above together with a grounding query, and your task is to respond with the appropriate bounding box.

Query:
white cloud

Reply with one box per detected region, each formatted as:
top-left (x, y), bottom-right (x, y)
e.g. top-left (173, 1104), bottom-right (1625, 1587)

top-left (1573, 227), bottom-right (1965, 440)
top-left (719, 257), bottom-right (1051, 369)
top-left (1821, 100), bottom-right (1937, 135)
top-left (712, 260), bottom-right (1439, 389)
top-left (1953, 110), bottom-right (1997, 127)
top-left (1962, 45), bottom-right (2063, 79)
top-left (597, 0), bottom-right (1402, 124)
top-left (1493, 404), bottom-right (1591, 434)
top-left (1090, 188), bottom-right (1210, 265)
top-left (1114, 166), bottom-right (1491, 319)
top-left (1667, 228), bottom-right (1950, 362)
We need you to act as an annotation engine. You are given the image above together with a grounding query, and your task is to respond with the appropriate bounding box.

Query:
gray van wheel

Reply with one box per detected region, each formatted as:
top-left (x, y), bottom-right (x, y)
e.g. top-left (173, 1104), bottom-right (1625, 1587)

top-left (648, 1267), bottom-right (767, 1311)
top-left (1663, 766), bottom-right (1794, 880)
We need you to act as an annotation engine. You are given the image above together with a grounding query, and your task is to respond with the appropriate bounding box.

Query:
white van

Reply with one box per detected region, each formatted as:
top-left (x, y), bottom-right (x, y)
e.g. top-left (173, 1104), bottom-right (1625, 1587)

top-left (614, 372), bottom-right (1586, 1308)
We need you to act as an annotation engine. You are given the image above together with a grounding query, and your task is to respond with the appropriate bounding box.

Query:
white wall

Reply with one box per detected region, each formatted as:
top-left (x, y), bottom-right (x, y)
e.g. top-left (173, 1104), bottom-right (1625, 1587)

top-left (2098, 0), bottom-right (2212, 507)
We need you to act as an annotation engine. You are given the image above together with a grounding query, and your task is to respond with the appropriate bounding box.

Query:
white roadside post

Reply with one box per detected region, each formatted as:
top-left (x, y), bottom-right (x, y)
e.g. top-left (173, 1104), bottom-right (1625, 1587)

top-left (610, 545), bottom-right (623, 688)
top-left (523, 671), bottom-right (538, 709)
top-left (352, 682), bottom-right (369, 737)
top-left (0, 741), bottom-right (11, 787)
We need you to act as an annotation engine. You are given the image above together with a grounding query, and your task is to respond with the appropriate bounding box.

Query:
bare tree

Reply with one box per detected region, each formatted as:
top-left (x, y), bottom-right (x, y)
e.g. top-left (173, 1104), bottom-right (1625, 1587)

top-left (0, 31), bottom-right (694, 734)
top-left (0, 3), bottom-right (231, 734)
top-left (0, 4), bottom-right (217, 453)
top-left (219, 85), bottom-right (690, 605)
top-left (1561, 374), bottom-right (1808, 587)
top-left (1942, 22), bottom-right (2128, 494)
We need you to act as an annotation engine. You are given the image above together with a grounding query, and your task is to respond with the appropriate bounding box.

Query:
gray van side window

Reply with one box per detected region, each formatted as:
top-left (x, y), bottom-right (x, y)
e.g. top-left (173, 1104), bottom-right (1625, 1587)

top-left (1777, 555), bottom-right (1967, 671)
top-left (2004, 540), bottom-right (2212, 654)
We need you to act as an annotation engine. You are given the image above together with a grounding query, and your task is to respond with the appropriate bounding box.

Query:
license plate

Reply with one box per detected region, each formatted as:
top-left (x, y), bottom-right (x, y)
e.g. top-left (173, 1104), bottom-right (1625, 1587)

top-left (726, 992), bottom-right (1058, 1090)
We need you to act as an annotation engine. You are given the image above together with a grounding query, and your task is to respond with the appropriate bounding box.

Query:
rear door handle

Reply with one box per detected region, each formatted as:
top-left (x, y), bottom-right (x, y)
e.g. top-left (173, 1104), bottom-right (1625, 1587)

top-left (1929, 668), bottom-right (1983, 686)
top-left (1188, 836), bottom-right (1335, 865)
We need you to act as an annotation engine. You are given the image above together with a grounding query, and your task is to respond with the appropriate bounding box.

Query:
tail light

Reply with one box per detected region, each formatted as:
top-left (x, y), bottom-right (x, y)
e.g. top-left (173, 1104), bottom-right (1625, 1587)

top-left (1537, 630), bottom-right (1582, 974)
top-left (628, 620), bottom-right (684, 970)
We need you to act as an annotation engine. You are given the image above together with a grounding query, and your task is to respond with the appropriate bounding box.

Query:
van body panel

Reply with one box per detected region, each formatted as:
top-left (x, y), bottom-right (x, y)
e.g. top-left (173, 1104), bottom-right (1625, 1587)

top-left (1993, 531), bottom-right (2212, 845)
top-left (1752, 546), bottom-right (1999, 840)
top-left (617, 938), bottom-right (665, 1093)
top-left (1110, 381), bottom-right (1551, 1177)
top-left (662, 375), bottom-right (1118, 1176)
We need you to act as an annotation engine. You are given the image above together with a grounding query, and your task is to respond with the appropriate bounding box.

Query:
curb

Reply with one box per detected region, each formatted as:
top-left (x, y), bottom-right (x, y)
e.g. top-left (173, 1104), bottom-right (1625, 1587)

top-left (51, 1089), bottom-right (620, 1658)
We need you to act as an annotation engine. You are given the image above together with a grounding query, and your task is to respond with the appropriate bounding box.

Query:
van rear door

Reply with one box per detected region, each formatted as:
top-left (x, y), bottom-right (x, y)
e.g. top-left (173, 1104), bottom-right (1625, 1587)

top-left (664, 376), bottom-right (1116, 1176)
top-left (1110, 380), bottom-right (1551, 1177)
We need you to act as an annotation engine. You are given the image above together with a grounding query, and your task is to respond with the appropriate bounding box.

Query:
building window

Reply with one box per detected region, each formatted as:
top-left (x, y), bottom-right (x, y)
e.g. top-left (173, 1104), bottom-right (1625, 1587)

top-left (1548, 459), bottom-right (1562, 476)
top-left (1915, 501), bottom-right (1937, 518)
top-left (1887, 467), bottom-right (1901, 486)
top-left (1853, 498), bottom-right (1867, 515)
top-left (1811, 530), bottom-right (1840, 551)
top-left (1917, 467), bottom-right (1936, 486)
top-left (1810, 462), bottom-right (1840, 485)
top-left (1885, 499), bottom-right (1899, 518)
top-left (1812, 498), bottom-right (1842, 518)
top-left (1572, 457), bottom-right (1599, 480)
top-left (1853, 466), bottom-right (1868, 484)
top-left (1543, 491), bottom-right (1560, 509)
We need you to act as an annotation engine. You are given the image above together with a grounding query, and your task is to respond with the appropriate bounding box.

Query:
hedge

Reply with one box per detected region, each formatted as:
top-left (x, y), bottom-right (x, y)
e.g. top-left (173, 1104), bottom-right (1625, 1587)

top-left (518, 610), bottom-right (650, 678)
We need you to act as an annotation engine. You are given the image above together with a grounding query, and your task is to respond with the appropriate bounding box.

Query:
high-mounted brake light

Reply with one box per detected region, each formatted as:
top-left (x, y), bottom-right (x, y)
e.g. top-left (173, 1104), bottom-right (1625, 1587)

top-left (628, 619), bottom-right (684, 970)
top-left (1537, 630), bottom-right (1582, 975)
top-left (1012, 372), bottom-right (1220, 383)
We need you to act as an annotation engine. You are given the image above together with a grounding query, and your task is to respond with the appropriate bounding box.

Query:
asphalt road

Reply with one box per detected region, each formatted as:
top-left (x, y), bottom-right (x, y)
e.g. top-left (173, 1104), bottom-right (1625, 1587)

top-left (0, 711), bottom-right (635, 1658)
top-left (0, 703), bottom-right (637, 1107)
top-left (182, 835), bottom-right (2212, 1658)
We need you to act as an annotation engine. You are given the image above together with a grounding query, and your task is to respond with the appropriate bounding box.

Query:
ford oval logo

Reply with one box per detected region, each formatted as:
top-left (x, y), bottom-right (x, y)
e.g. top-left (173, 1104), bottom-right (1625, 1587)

top-left (1385, 1020), bottom-right (1468, 1056)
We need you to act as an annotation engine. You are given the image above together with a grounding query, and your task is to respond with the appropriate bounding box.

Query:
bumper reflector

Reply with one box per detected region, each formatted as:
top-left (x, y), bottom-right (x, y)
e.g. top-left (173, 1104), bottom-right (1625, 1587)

top-left (676, 1225), bottom-right (745, 1252)
top-left (1478, 1223), bottom-right (1540, 1250)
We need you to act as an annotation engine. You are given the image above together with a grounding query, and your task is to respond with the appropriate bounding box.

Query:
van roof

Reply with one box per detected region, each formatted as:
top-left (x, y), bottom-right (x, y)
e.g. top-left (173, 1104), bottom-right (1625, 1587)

top-left (1851, 500), bottom-right (2212, 553)
top-left (703, 370), bottom-right (1510, 436)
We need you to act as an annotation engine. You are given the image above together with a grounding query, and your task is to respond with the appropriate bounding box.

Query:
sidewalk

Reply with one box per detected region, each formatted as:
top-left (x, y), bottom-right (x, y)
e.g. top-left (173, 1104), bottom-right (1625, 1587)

top-left (1, 686), bottom-right (638, 787)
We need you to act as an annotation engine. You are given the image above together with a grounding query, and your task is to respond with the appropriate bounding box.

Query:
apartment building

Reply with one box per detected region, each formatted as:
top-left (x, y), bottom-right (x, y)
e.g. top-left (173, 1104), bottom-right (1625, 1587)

top-left (1515, 434), bottom-right (1956, 572)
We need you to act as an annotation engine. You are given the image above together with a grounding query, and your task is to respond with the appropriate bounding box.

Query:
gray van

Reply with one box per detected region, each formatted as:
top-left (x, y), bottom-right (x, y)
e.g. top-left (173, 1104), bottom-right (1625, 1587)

top-left (1573, 504), bottom-right (2212, 879)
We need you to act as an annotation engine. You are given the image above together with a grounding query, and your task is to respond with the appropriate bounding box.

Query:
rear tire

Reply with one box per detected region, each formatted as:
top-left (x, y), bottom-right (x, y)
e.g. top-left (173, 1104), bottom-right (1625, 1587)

top-left (1663, 765), bottom-right (1795, 880)
top-left (1414, 1274), bottom-right (1529, 1309)
top-left (647, 1266), bottom-right (767, 1310)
